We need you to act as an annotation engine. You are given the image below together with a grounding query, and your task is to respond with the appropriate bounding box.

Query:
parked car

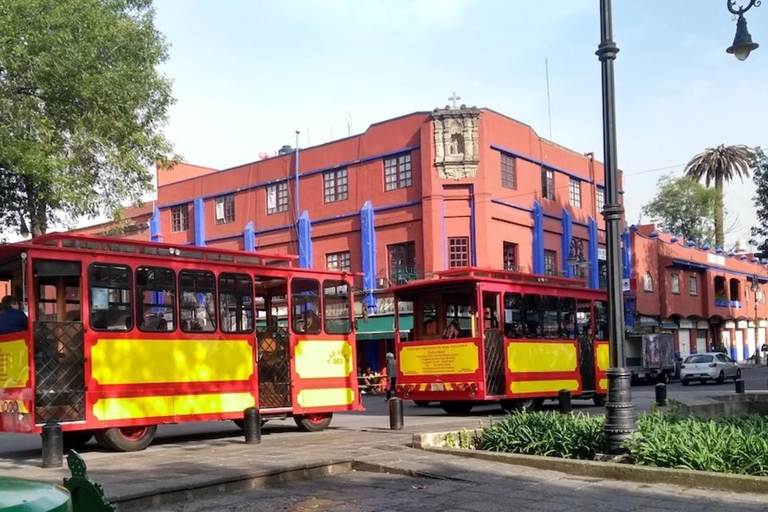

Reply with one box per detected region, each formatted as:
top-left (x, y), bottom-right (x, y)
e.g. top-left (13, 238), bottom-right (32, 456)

top-left (680, 352), bottom-right (741, 386)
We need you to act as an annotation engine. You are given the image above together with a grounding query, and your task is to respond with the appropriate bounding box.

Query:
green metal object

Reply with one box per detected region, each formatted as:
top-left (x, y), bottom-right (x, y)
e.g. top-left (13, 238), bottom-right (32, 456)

top-left (62, 451), bottom-right (115, 512)
top-left (0, 477), bottom-right (72, 512)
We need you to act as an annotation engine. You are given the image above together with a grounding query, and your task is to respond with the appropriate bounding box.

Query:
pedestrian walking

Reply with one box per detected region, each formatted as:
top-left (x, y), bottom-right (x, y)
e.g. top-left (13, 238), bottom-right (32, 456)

top-left (385, 352), bottom-right (397, 401)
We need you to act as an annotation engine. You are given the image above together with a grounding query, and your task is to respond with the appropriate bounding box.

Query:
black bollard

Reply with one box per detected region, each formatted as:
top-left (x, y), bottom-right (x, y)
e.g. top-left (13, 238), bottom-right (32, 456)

top-left (244, 407), bottom-right (261, 444)
top-left (41, 423), bottom-right (63, 468)
top-left (655, 383), bottom-right (667, 407)
top-left (389, 397), bottom-right (404, 430)
top-left (558, 389), bottom-right (571, 414)
top-left (736, 379), bottom-right (745, 394)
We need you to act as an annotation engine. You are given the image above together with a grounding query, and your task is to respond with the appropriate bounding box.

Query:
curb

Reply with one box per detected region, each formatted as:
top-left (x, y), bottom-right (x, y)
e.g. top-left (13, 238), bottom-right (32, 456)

top-left (412, 432), bottom-right (768, 495)
top-left (112, 461), bottom-right (353, 511)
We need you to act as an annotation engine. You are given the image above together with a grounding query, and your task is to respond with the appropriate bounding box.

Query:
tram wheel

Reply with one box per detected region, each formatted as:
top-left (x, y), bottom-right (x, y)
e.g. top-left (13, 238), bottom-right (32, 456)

top-left (413, 400), bottom-right (431, 407)
top-left (63, 431), bottom-right (93, 451)
top-left (294, 413), bottom-right (333, 432)
top-left (440, 401), bottom-right (474, 415)
top-left (94, 425), bottom-right (157, 452)
top-left (592, 394), bottom-right (607, 407)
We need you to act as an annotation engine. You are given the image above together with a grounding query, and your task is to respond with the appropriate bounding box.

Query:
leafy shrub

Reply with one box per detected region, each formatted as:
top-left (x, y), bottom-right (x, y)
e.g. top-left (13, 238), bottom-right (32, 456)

top-left (627, 413), bottom-right (768, 476)
top-left (480, 409), bottom-right (603, 460)
top-left (479, 410), bottom-right (768, 476)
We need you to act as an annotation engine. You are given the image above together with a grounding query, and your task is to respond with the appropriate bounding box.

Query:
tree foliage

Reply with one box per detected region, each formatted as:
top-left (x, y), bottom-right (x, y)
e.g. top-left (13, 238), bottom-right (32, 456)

top-left (0, 0), bottom-right (176, 237)
top-left (641, 175), bottom-right (717, 244)
top-left (684, 144), bottom-right (755, 249)
top-left (749, 147), bottom-right (768, 254)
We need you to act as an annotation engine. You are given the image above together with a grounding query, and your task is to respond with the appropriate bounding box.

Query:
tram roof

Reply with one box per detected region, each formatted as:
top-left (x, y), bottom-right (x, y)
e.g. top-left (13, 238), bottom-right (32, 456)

top-left (387, 267), bottom-right (604, 297)
top-left (0, 233), bottom-right (355, 278)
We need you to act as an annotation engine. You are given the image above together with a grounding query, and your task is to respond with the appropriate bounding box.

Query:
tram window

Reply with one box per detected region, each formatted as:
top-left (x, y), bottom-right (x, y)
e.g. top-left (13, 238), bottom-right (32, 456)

top-left (88, 263), bottom-right (132, 331)
top-left (523, 294), bottom-right (543, 338)
top-left (397, 300), bottom-right (415, 341)
top-left (503, 293), bottom-right (523, 338)
top-left (559, 298), bottom-right (576, 339)
top-left (577, 299), bottom-right (591, 338)
top-left (445, 295), bottom-right (473, 337)
top-left (291, 278), bottom-right (321, 334)
top-left (179, 270), bottom-right (217, 333)
top-left (422, 303), bottom-right (438, 335)
top-left (594, 300), bottom-right (609, 340)
top-left (324, 280), bottom-right (351, 334)
top-left (219, 273), bottom-right (253, 333)
top-left (542, 296), bottom-right (559, 339)
top-left (136, 266), bottom-right (176, 332)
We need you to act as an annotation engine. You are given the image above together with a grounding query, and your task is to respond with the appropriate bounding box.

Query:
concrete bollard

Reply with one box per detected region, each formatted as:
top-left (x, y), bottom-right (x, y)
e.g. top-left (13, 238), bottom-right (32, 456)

top-left (558, 389), bottom-right (571, 414)
top-left (655, 383), bottom-right (667, 407)
top-left (244, 407), bottom-right (261, 444)
top-left (41, 423), bottom-right (63, 468)
top-left (389, 397), bottom-right (404, 430)
top-left (735, 379), bottom-right (745, 394)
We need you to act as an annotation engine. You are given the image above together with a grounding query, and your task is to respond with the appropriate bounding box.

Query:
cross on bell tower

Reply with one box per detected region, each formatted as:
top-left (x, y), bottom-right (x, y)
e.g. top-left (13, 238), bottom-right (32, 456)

top-left (448, 92), bottom-right (461, 109)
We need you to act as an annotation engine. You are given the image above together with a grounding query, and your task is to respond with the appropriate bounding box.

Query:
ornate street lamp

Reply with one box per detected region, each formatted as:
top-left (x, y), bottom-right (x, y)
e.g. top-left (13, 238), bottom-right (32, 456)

top-left (727, 0), bottom-right (761, 61)
top-left (597, 0), bottom-right (636, 454)
top-left (751, 276), bottom-right (762, 364)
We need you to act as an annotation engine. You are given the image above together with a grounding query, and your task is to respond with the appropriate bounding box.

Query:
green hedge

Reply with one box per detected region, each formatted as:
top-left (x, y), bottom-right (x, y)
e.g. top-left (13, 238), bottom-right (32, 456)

top-left (480, 410), bottom-right (768, 476)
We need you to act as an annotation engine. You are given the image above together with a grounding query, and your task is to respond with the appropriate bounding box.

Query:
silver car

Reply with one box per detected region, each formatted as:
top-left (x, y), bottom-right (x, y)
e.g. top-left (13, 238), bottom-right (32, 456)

top-left (680, 352), bottom-right (741, 386)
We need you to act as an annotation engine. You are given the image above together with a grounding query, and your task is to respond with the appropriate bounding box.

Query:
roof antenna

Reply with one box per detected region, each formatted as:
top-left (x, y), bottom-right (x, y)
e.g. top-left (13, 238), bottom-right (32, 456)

top-left (545, 59), bottom-right (553, 140)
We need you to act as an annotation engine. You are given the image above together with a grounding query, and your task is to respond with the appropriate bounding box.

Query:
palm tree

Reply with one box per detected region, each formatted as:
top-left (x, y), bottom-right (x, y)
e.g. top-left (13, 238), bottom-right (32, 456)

top-left (685, 144), bottom-right (754, 249)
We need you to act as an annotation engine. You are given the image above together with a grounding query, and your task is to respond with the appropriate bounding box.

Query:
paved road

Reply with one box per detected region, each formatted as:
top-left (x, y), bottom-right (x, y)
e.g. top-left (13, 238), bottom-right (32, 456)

top-left (1, 365), bottom-right (765, 459)
top-left (154, 452), bottom-right (768, 512)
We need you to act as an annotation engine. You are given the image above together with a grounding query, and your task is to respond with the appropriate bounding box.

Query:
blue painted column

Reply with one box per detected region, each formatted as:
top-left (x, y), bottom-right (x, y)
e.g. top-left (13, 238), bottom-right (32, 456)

top-left (150, 207), bottom-right (162, 243)
top-left (297, 211), bottom-right (313, 268)
top-left (194, 198), bottom-right (205, 247)
top-left (243, 221), bottom-right (255, 251)
top-left (622, 228), bottom-right (634, 329)
top-left (360, 201), bottom-right (377, 313)
top-left (561, 208), bottom-right (573, 278)
top-left (588, 216), bottom-right (599, 289)
top-left (532, 201), bottom-right (545, 275)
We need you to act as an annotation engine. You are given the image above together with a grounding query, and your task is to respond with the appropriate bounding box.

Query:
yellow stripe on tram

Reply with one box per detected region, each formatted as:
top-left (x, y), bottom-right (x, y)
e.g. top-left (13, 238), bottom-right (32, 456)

top-left (507, 342), bottom-right (577, 373)
top-left (596, 345), bottom-right (610, 371)
top-left (91, 339), bottom-right (253, 385)
top-left (296, 388), bottom-right (355, 408)
top-left (511, 379), bottom-right (580, 394)
top-left (294, 340), bottom-right (354, 379)
top-left (0, 339), bottom-right (29, 389)
top-left (93, 392), bottom-right (255, 421)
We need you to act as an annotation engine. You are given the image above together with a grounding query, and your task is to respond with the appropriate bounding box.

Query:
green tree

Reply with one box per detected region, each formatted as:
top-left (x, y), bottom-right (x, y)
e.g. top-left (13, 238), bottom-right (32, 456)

top-left (749, 147), bottom-right (768, 254)
top-left (641, 175), bottom-right (717, 243)
top-left (685, 144), bottom-right (754, 249)
top-left (0, 0), bottom-right (176, 237)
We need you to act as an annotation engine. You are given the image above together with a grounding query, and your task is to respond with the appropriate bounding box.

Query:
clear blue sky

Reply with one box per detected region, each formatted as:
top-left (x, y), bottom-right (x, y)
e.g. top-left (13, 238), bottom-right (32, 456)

top-left (153, 0), bottom-right (767, 248)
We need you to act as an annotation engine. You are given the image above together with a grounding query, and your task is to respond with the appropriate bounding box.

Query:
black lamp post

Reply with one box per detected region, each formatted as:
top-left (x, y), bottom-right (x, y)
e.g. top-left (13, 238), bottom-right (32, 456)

top-left (727, 0), bottom-right (761, 61)
top-left (597, 0), bottom-right (636, 454)
top-left (751, 276), bottom-right (761, 364)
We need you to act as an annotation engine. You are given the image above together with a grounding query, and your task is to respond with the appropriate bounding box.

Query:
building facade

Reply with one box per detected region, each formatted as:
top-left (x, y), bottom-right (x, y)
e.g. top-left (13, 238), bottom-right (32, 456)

top-left (627, 224), bottom-right (768, 362)
top-left (76, 105), bottom-right (615, 371)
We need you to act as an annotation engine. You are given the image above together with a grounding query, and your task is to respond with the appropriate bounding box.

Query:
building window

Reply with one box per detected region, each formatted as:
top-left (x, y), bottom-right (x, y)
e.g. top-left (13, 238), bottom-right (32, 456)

top-left (449, 237), bottom-right (470, 268)
top-left (569, 178), bottom-right (581, 208)
top-left (326, 251), bottom-right (351, 272)
top-left (388, 242), bottom-right (417, 284)
top-left (501, 154), bottom-right (516, 189)
top-left (729, 278), bottom-right (740, 302)
top-left (384, 153), bottom-right (412, 191)
top-left (596, 186), bottom-right (605, 212)
top-left (544, 250), bottom-right (557, 276)
top-left (215, 194), bottom-right (235, 224)
top-left (542, 168), bottom-right (554, 200)
top-left (503, 242), bottom-right (518, 271)
top-left (171, 205), bottom-right (189, 233)
top-left (179, 269), bottom-right (216, 332)
top-left (267, 182), bottom-right (289, 214)
top-left (689, 276), bottom-right (698, 295)
top-left (323, 168), bottom-right (348, 203)
top-left (671, 273), bottom-right (680, 294)
top-left (644, 272), bottom-right (654, 292)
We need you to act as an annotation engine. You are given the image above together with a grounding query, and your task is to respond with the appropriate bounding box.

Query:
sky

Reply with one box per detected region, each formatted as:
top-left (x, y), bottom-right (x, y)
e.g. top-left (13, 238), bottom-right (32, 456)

top-left (150, 0), bottom-right (768, 249)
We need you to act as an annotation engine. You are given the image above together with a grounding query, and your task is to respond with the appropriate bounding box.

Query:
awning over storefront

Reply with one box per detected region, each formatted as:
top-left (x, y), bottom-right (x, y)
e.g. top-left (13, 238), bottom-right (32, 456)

top-left (356, 314), bottom-right (413, 340)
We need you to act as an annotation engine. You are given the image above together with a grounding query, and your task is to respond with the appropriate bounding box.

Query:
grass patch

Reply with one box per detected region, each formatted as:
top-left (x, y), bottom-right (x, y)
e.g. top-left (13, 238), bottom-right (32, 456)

top-left (479, 410), bottom-right (768, 476)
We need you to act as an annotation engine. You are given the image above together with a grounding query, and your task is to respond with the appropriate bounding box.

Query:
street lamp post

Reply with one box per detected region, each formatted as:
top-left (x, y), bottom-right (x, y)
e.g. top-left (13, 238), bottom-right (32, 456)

top-left (596, 0), bottom-right (636, 454)
top-left (751, 276), bottom-right (761, 365)
top-left (727, 0), bottom-right (761, 61)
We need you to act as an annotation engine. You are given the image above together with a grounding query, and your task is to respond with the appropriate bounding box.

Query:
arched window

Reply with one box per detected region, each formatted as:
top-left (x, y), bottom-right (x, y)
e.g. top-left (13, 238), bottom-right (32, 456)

top-left (643, 272), bottom-right (653, 292)
top-left (729, 278), bottom-right (741, 302)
